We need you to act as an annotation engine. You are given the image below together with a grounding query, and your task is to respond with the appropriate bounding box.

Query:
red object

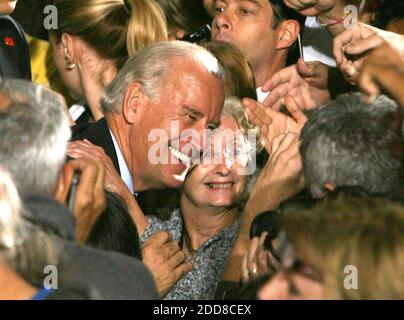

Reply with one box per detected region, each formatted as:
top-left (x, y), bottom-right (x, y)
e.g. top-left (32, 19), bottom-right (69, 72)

top-left (4, 37), bottom-right (15, 47)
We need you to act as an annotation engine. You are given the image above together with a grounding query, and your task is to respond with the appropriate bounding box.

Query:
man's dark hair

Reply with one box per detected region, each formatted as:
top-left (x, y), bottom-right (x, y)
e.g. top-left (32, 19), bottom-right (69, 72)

top-left (300, 93), bottom-right (402, 199)
top-left (156, 0), bottom-right (212, 34)
top-left (86, 191), bottom-right (141, 259)
top-left (268, 0), bottom-right (305, 66)
top-left (372, 0), bottom-right (404, 30)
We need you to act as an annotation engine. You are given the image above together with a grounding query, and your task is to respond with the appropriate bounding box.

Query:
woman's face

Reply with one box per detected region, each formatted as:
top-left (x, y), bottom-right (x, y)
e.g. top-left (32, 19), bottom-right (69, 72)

top-left (49, 33), bottom-right (83, 101)
top-left (0, 0), bottom-right (17, 14)
top-left (182, 114), bottom-right (249, 208)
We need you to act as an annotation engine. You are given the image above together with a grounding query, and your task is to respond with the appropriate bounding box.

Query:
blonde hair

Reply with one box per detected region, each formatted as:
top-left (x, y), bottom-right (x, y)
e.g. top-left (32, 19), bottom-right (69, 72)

top-left (282, 197), bottom-right (404, 300)
top-left (201, 41), bottom-right (257, 100)
top-left (52, 0), bottom-right (168, 68)
top-left (222, 96), bottom-right (263, 152)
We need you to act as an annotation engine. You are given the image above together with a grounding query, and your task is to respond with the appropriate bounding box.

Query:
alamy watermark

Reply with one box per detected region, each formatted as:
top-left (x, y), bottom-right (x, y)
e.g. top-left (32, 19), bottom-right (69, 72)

top-left (147, 121), bottom-right (258, 175)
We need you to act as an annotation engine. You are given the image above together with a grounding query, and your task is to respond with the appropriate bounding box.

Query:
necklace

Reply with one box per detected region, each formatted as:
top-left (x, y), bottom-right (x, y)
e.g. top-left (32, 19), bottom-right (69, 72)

top-left (183, 231), bottom-right (198, 255)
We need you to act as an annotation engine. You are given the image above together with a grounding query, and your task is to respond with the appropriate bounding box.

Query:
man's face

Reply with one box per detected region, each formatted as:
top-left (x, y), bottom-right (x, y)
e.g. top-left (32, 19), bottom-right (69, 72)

top-left (211, 0), bottom-right (278, 71)
top-left (130, 60), bottom-right (225, 191)
top-left (0, 0), bottom-right (17, 14)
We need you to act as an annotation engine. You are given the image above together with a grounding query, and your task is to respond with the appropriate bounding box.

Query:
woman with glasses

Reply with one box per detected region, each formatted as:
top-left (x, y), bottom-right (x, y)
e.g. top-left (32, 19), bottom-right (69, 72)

top-left (140, 97), bottom-right (262, 299)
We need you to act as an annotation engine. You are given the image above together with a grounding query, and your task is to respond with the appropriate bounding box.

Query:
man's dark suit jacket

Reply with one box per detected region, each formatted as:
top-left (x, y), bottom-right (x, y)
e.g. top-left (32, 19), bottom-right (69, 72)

top-left (71, 117), bottom-right (121, 175)
top-left (0, 15), bottom-right (31, 80)
top-left (71, 117), bottom-right (180, 215)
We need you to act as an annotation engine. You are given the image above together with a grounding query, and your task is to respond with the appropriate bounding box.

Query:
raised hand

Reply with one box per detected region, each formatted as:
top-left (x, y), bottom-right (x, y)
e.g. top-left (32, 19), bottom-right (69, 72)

top-left (244, 96), bottom-right (308, 154)
top-left (262, 59), bottom-right (331, 111)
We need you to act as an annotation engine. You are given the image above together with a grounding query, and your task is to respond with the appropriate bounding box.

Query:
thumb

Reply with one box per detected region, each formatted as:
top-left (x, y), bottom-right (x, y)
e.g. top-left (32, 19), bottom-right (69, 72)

top-left (296, 58), bottom-right (313, 77)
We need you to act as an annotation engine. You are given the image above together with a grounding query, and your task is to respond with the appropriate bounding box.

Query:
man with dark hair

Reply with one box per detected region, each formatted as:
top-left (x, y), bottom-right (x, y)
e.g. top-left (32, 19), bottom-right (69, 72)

top-left (211, 0), bottom-right (304, 101)
top-left (0, 0), bottom-right (31, 80)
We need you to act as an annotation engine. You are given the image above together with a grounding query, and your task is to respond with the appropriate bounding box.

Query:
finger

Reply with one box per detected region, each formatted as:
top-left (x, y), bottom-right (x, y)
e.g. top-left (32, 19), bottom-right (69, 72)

top-left (256, 232), bottom-right (270, 273)
top-left (54, 161), bottom-right (76, 204)
top-left (241, 252), bottom-right (250, 284)
top-left (266, 66), bottom-right (294, 91)
top-left (94, 161), bottom-right (106, 197)
top-left (168, 249), bottom-right (187, 269)
top-left (73, 160), bottom-right (101, 217)
top-left (263, 83), bottom-right (289, 109)
top-left (174, 260), bottom-right (193, 280)
top-left (296, 58), bottom-right (315, 77)
top-left (344, 33), bottom-right (384, 56)
top-left (247, 237), bottom-right (259, 278)
top-left (144, 231), bottom-right (172, 249)
top-left (161, 240), bottom-right (181, 258)
top-left (358, 71), bottom-right (380, 102)
top-left (333, 29), bottom-right (355, 65)
top-left (284, 96), bottom-right (308, 125)
top-left (243, 99), bottom-right (273, 130)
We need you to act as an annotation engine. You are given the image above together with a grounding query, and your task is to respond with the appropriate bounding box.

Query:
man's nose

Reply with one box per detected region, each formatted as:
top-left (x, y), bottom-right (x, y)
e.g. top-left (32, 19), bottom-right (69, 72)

top-left (213, 11), bottom-right (232, 32)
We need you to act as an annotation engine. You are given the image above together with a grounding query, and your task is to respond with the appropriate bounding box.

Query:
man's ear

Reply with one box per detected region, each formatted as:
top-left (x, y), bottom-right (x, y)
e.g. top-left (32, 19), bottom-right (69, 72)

top-left (122, 82), bottom-right (147, 124)
top-left (276, 19), bottom-right (300, 50)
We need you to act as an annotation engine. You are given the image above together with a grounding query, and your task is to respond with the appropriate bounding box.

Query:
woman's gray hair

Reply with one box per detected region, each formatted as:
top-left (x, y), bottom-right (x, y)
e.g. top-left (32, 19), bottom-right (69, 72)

top-left (221, 96), bottom-right (263, 211)
top-left (101, 41), bottom-right (226, 113)
top-left (0, 80), bottom-right (70, 195)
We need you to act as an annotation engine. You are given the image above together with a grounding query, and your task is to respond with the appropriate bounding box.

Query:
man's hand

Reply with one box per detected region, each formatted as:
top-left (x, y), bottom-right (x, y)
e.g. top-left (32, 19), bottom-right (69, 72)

top-left (262, 59), bottom-right (331, 111)
top-left (142, 231), bottom-right (193, 298)
top-left (359, 44), bottom-right (404, 107)
top-left (67, 139), bottom-right (148, 235)
top-left (244, 96), bottom-right (308, 153)
top-left (333, 23), bottom-right (404, 84)
top-left (55, 158), bottom-right (106, 244)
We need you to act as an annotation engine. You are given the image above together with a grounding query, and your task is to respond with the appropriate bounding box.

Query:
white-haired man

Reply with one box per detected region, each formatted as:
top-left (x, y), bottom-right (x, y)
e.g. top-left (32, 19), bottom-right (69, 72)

top-left (68, 41), bottom-right (226, 297)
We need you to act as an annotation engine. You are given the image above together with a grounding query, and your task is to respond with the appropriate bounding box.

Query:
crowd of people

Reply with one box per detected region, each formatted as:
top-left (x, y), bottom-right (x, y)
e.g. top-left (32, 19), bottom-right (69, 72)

top-left (0, 0), bottom-right (403, 300)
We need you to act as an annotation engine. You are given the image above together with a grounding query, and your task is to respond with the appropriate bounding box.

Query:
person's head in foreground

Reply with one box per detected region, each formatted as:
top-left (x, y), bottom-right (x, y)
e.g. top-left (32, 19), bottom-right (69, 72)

top-left (301, 93), bottom-right (402, 199)
top-left (0, 80), bottom-right (70, 196)
top-left (258, 195), bottom-right (404, 300)
top-left (0, 165), bottom-right (59, 300)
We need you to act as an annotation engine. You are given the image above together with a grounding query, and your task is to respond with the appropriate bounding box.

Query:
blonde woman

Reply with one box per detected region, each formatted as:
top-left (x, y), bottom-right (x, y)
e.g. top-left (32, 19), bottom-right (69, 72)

top-left (259, 196), bottom-right (404, 300)
top-left (50, 0), bottom-right (168, 122)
